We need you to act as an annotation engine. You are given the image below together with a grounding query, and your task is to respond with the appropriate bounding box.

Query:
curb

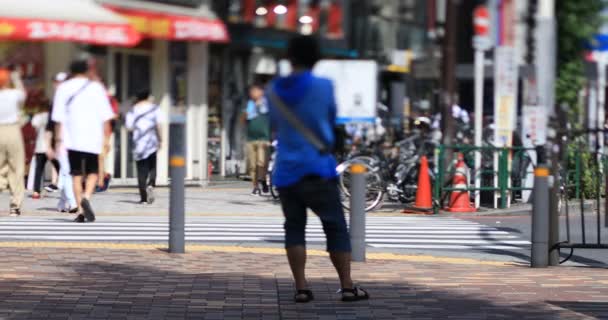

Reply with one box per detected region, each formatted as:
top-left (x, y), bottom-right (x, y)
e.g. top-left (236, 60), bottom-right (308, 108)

top-left (0, 241), bottom-right (513, 266)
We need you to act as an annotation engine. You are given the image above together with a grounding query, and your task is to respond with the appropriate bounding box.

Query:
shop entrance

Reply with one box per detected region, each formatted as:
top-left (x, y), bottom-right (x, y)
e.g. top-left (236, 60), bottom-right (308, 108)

top-left (110, 50), bottom-right (152, 184)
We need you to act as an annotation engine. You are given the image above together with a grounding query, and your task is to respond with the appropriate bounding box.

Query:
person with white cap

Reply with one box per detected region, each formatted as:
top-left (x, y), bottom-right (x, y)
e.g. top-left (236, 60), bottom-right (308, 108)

top-left (46, 72), bottom-right (78, 213)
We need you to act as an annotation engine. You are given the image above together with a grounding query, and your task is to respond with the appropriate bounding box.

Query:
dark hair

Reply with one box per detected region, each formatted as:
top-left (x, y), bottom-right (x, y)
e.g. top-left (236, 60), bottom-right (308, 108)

top-left (69, 60), bottom-right (89, 75)
top-left (287, 35), bottom-right (321, 69)
top-left (249, 82), bottom-right (264, 91)
top-left (135, 89), bottom-right (151, 103)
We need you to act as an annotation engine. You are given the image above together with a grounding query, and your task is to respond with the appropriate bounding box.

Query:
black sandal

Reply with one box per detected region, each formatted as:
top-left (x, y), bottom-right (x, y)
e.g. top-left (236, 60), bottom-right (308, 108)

top-left (294, 289), bottom-right (314, 303)
top-left (340, 286), bottom-right (369, 302)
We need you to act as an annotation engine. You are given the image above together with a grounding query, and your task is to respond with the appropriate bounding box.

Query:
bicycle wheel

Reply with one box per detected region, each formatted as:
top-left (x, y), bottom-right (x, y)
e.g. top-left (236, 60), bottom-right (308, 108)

top-left (269, 176), bottom-right (280, 200)
top-left (341, 170), bottom-right (385, 212)
top-left (337, 156), bottom-right (377, 196)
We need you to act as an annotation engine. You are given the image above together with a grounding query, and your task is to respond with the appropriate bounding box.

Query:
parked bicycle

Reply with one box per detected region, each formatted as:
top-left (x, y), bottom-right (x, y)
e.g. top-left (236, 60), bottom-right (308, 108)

top-left (337, 132), bottom-right (436, 212)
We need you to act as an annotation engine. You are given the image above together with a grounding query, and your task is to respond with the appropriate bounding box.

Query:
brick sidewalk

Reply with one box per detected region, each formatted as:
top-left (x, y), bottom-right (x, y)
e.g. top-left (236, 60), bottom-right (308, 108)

top-left (0, 246), bottom-right (607, 319)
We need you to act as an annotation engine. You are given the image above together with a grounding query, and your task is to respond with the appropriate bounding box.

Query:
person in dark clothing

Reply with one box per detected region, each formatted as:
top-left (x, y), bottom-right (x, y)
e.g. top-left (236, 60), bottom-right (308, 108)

top-left (125, 89), bottom-right (162, 204)
top-left (267, 36), bottom-right (369, 303)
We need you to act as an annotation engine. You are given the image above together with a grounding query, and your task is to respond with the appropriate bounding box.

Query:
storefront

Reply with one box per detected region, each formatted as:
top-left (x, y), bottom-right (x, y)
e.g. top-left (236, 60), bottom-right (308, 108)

top-left (1, 0), bottom-right (228, 186)
top-left (211, 0), bottom-right (354, 177)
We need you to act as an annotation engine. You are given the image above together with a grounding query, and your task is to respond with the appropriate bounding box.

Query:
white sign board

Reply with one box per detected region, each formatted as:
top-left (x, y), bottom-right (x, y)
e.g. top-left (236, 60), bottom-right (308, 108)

top-left (493, 46), bottom-right (519, 147)
top-left (522, 105), bottom-right (547, 147)
top-left (313, 60), bottom-right (378, 124)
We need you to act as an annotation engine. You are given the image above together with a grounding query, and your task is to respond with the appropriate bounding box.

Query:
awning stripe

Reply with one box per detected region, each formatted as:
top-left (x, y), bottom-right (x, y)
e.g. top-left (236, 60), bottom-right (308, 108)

top-left (0, 17), bottom-right (141, 46)
top-left (104, 5), bottom-right (229, 43)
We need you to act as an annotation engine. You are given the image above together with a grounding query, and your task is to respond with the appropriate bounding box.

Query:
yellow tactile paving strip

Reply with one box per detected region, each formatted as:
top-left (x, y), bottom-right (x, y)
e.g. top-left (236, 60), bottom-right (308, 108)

top-left (0, 241), bottom-right (512, 266)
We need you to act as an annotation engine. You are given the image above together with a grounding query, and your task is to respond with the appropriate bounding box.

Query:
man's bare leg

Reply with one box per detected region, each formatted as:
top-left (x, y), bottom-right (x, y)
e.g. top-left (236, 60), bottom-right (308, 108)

top-left (84, 174), bottom-right (98, 200)
top-left (72, 175), bottom-right (83, 210)
top-left (286, 246), bottom-right (308, 292)
top-left (329, 251), bottom-right (354, 290)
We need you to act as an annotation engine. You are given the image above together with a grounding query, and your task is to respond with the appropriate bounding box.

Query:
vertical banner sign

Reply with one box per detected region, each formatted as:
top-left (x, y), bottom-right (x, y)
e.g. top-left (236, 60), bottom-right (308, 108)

top-left (493, 0), bottom-right (518, 147)
top-left (494, 46), bottom-right (518, 147)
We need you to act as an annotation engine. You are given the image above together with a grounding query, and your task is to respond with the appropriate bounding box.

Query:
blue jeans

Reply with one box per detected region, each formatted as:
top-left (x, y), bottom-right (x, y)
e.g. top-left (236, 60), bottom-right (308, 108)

top-left (278, 176), bottom-right (351, 252)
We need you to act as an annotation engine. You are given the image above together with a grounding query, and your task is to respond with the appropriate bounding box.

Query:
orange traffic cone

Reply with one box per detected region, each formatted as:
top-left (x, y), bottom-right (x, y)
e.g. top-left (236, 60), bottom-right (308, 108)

top-left (446, 153), bottom-right (476, 213)
top-left (402, 156), bottom-right (433, 214)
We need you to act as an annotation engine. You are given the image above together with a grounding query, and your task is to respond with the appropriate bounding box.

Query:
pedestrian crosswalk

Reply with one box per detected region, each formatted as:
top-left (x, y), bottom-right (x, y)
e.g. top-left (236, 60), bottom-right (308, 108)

top-left (0, 216), bottom-right (530, 251)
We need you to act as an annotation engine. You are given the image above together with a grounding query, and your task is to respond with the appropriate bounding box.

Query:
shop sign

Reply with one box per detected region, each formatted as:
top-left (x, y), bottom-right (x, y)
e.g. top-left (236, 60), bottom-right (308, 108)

top-left (313, 60), bottom-right (378, 124)
top-left (0, 18), bottom-right (141, 46)
top-left (493, 46), bottom-right (518, 147)
top-left (106, 6), bottom-right (229, 42)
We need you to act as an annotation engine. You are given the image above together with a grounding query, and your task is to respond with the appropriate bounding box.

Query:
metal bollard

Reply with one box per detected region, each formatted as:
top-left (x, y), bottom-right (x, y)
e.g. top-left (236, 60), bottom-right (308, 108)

top-left (531, 165), bottom-right (550, 267)
top-left (169, 115), bottom-right (186, 254)
top-left (349, 163), bottom-right (367, 262)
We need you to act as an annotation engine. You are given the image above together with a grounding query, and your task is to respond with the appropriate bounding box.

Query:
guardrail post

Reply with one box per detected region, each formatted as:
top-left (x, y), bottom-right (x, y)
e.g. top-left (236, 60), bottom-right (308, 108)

top-left (349, 163), bottom-right (367, 262)
top-left (574, 150), bottom-right (581, 199)
top-left (169, 115), bottom-right (186, 254)
top-left (531, 165), bottom-right (551, 267)
top-left (434, 145), bottom-right (445, 215)
top-left (499, 149), bottom-right (508, 209)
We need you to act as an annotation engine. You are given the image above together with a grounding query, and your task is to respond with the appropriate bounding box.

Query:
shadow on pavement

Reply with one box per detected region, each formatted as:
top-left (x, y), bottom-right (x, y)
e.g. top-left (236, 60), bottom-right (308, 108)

top-left (547, 301), bottom-right (608, 319)
top-left (0, 259), bottom-right (588, 319)
top-left (477, 224), bottom-right (608, 267)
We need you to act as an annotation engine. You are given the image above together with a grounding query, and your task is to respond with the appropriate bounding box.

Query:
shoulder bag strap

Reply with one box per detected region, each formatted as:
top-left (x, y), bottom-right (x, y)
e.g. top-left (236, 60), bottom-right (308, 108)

top-left (66, 81), bottom-right (91, 107)
top-left (266, 86), bottom-right (330, 154)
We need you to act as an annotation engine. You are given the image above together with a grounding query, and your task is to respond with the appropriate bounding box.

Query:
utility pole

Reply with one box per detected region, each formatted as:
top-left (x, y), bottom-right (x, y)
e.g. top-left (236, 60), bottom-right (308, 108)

top-left (441, 0), bottom-right (459, 159)
top-left (531, 0), bottom-right (557, 267)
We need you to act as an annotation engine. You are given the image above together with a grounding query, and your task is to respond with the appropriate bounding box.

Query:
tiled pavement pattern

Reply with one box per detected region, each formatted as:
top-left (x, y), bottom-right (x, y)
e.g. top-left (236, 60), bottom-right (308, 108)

top-left (1, 246), bottom-right (607, 319)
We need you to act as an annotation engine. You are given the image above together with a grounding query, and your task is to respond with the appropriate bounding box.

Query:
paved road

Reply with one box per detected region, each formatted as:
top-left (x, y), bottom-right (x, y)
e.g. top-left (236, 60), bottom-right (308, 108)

top-left (0, 216), bottom-right (531, 252)
top-left (462, 212), bottom-right (608, 266)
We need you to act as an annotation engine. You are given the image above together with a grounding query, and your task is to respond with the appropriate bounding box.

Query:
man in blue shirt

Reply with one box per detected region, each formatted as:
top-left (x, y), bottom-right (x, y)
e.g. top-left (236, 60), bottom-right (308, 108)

top-left (268, 36), bottom-right (368, 303)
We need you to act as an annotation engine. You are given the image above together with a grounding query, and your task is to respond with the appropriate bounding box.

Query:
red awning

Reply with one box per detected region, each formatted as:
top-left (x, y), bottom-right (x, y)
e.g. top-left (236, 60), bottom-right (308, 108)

top-left (104, 5), bottom-right (229, 43)
top-left (0, 0), bottom-right (141, 46)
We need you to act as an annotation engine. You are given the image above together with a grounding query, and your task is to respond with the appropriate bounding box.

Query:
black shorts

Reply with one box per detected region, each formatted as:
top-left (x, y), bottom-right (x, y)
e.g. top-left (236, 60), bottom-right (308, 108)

top-left (68, 150), bottom-right (99, 176)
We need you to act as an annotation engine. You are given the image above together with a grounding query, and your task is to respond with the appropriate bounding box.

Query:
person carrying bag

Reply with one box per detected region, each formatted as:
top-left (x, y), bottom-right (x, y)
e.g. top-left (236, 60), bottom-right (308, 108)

top-left (266, 35), bottom-right (369, 304)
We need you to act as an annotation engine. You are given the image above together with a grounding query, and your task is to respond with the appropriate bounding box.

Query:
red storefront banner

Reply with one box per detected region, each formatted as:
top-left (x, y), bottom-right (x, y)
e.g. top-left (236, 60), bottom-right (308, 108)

top-left (0, 18), bottom-right (141, 46)
top-left (105, 6), bottom-right (229, 43)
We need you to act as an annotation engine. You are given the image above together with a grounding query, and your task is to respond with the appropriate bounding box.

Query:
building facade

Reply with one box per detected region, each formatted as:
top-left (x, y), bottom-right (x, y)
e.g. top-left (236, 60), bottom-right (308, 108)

top-left (1, 0), bottom-right (229, 186)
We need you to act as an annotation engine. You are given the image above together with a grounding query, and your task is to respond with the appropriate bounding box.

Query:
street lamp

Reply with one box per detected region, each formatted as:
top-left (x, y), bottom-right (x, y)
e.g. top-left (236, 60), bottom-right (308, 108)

top-left (255, 6), bottom-right (268, 15)
top-left (299, 15), bottom-right (313, 24)
top-left (274, 4), bottom-right (288, 15)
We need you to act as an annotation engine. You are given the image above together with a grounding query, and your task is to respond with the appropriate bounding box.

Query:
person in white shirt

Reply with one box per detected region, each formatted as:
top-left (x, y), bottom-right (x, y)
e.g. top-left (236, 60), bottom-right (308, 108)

top-left (0, 68), bottom-right (26, 216)
top-left (125, 89), bottom-right (162, 204)
top-left (52, 60), bottom-right (114, 223)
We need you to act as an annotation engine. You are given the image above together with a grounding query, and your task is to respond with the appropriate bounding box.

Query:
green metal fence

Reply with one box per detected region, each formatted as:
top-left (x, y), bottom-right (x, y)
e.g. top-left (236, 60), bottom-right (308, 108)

top-left (433, 145), bottom-right (537, 214)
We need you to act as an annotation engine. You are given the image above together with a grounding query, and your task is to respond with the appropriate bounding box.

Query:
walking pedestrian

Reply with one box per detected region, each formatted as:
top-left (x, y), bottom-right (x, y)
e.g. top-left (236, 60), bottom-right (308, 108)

top-left (30, 103), bottom-right (60, 199)
top-left (267, 36), bottom-right (369, 303)
top-left (46, 72), bottom-right (77, 213)
top-left (52, 60), bottom-right (114, 223)
top-left (243, 83), bottom-right (271, 195)
top-left (0, 68), bottom-right (26, 217)
top-left (125, 89), bottom-right (162, 204)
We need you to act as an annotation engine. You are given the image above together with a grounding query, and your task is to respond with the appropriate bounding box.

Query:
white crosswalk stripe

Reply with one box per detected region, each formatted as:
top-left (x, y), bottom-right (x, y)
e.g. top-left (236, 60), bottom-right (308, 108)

top-left (0, 216), bottom-right (530, 250)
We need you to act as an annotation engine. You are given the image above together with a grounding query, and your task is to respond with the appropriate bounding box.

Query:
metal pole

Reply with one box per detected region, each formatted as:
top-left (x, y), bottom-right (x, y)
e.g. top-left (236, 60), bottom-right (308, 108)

top-left (474, 49), bottom-right (484, 208)
top-left (536, 0), bottom-right (559, 266)
top-left (441, 0), bottom-right (459, 167)
top-left (531, 165), bottom-right (550, 267)
top-left (169, 114), bottom-right (186, 254)
top-left (349, 163), bottom-right (367, 262)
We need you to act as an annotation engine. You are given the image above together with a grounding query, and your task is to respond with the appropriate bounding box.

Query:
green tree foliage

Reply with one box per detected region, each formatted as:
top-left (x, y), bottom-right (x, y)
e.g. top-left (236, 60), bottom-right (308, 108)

top-left (556, 0), bottom-right (604, 118)
top-left (556, 1), bottom-right (605, 199)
